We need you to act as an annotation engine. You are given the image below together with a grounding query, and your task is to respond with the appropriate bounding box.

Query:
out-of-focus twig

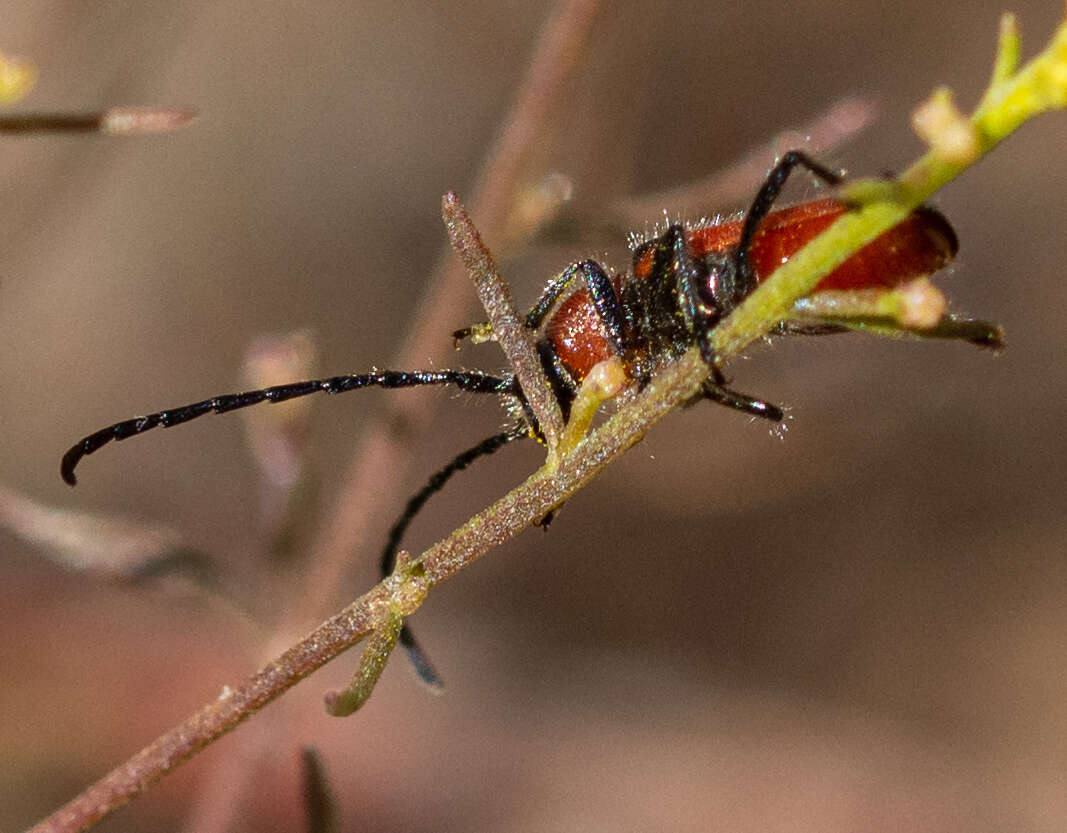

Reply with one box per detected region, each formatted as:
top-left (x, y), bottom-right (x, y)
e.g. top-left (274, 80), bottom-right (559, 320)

top-left (0, 483), bottom-right (185, 577)
top-left (0, 107), bottom-right (196, 135)
top-left (240, 331), bottom-right (321, 563)
top-left (300, 747), bottom-right (337, 833)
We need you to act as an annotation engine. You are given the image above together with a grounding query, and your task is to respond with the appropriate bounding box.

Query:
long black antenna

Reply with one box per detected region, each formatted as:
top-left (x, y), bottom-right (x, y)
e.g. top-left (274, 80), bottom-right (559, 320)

top-left (61, 370), bottom-right (519, 485)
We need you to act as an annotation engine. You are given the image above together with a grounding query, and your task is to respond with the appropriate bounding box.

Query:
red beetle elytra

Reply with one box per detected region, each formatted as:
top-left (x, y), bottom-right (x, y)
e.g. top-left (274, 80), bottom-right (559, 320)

top-left (60, 151), bottom-right (1001, 684)
top-left (541, 196), bottom-right (961, 392)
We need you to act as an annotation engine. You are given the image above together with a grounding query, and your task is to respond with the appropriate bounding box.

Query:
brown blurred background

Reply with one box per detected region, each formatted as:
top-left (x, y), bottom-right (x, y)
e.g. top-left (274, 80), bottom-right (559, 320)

top-left (2, 2), bottom-right (1066, 831)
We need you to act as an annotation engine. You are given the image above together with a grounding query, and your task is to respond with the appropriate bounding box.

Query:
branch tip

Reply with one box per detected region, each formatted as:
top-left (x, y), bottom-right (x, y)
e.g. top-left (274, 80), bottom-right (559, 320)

top-left (441, 191), bottom-right (565, 448)
top-left (102, 107), bottom-right (198, 135)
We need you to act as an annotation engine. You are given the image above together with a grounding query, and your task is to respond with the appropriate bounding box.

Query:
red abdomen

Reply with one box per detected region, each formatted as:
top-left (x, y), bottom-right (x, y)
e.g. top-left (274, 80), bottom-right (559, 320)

top-left (684, 198), bottom-right (957, 291)
top-left (544, 275), bottom-right (624, 383)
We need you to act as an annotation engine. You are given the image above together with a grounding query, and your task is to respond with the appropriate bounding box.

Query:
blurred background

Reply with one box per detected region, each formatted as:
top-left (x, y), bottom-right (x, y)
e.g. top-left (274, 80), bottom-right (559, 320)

top-left (2, 1), bottom-right (1065, 831)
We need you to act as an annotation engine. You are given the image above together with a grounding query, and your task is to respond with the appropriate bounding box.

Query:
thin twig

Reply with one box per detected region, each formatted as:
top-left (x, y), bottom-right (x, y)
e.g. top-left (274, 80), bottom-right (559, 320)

top-left (441, 192), bottom-right (565, 448)
top-left (0, 108), bottom-right (196, 135)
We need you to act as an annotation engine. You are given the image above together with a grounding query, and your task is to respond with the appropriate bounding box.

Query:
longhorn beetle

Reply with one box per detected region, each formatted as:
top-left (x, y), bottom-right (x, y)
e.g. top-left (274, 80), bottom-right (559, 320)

top-left (61, 151), bottom-right (1002, 686)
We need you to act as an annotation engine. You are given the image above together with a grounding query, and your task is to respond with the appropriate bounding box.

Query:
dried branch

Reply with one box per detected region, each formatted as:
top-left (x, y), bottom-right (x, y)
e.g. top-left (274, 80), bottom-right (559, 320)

top-left (0, 108), bottom-right (196, 135)
top-left (441, 191), bottom-right (565, 448)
